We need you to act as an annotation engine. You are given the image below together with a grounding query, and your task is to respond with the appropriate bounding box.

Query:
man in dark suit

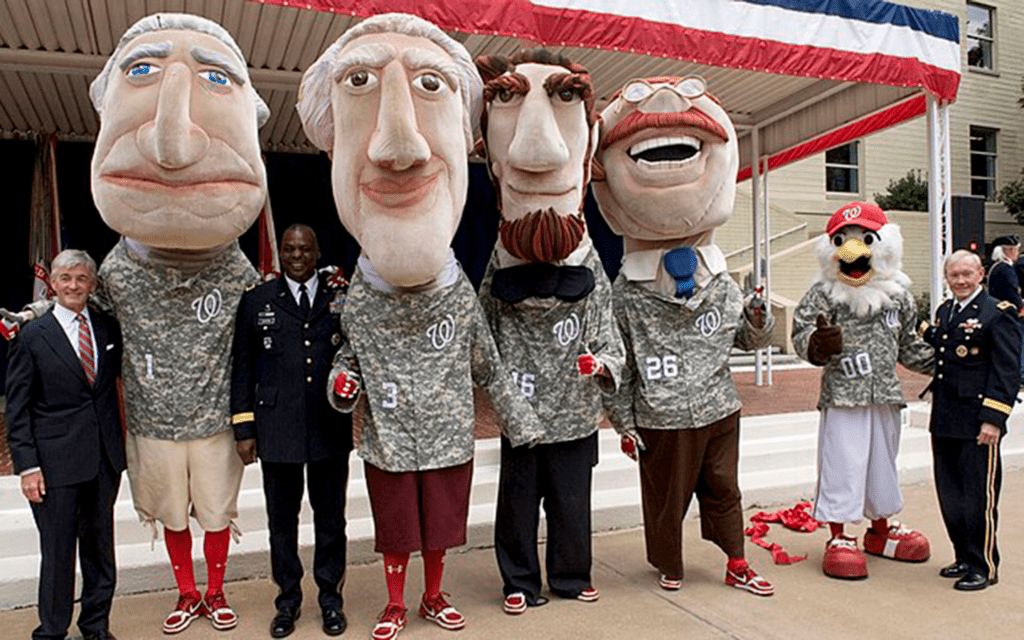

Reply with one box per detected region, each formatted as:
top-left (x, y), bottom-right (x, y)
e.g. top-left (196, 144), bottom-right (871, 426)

top-left (925, 249), bottom-right (1020, 591)
top-left (6, 249), bottom-right (125, 640)
top-left (231, 224), bottom-right (352, 637)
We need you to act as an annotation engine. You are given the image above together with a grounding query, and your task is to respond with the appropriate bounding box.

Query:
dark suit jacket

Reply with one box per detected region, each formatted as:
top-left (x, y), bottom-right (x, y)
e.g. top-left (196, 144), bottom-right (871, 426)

top-left (230, 274), bottom-right (353, 464)
top-left (987, 261), bottom-right (1022, 310)
top-left (925, 292), bottom-right (1021, 439)
top-left (5, 307), bottom-right (125, 487)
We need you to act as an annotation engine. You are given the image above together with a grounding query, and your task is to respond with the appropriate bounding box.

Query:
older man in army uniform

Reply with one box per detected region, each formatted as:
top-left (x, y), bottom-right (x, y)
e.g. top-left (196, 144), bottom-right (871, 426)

top-left (925, 249), bottom-right (1020, 591)
top-left (231, 224), bottom-right (351, 637)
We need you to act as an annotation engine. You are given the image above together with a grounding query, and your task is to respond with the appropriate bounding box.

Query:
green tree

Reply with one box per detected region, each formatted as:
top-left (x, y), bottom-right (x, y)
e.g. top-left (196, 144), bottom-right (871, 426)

top-left (873, 170), bottom-right (929, 211)
top-left (997, 180), bottom-right (1024, 223)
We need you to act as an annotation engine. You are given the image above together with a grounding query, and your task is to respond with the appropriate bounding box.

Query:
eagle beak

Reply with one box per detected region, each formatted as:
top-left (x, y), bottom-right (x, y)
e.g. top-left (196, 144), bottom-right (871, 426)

top-left (834, 238), bottom-right (873, 286)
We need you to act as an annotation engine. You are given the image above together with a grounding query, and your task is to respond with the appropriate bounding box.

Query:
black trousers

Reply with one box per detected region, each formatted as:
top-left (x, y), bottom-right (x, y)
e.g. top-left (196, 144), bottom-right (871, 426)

top-left (932, 435), bottom-right (1001, 580)
top-left (31, 456), bottom-right (121, 640)
top-left (494, 432), bottom-right (598, 598)
top-left (261, 455), bottom-right (350, 611)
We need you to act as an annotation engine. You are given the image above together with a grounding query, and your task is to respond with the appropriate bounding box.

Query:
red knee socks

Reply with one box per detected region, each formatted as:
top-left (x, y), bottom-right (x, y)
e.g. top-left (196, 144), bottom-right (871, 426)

top-left (164, 527), bottom-right (197, 596)
top-left (384, 553), bottom-right (411, 608)
top-left (204, 528), bottom-right (230, 597)
top-left (726, 557), bottom-right (748, 574)
top-left (828, 522), bottom-right (845, 539)
top-left (423, 550), bottom-right (445, 599)
top-left (871, 518), bottom-right (889, 534)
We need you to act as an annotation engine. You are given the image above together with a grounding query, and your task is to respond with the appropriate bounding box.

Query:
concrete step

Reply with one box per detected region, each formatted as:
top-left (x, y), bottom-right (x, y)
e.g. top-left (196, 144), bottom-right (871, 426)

top-left (5, 402), bottom-right (1023, 610)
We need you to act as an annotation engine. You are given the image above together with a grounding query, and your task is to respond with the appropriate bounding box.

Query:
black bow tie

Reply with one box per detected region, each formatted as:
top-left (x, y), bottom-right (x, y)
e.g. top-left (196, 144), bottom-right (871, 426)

top-left (491, 264), bottom-right (595, 303)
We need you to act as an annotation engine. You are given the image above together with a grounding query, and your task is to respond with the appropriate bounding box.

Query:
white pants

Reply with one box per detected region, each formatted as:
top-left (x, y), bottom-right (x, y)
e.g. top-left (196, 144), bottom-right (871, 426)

top-left (812, 405), bottom-right (903, 523)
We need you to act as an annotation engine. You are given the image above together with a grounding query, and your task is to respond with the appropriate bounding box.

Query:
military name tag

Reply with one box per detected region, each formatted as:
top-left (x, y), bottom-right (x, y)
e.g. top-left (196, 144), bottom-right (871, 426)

top-left (956, 345), bottom-right (968, 358)
top-left (257, 309), bottom-right (276, 326)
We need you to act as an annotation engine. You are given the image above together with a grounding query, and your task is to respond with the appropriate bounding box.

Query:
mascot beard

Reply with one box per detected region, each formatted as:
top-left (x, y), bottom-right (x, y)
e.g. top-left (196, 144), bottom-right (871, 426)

top-left (499, 209), bottom-right (586, 263)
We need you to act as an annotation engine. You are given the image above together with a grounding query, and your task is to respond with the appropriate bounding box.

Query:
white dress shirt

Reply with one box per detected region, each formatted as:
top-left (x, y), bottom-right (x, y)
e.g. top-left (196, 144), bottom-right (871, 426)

top-left (285, 273), bottom-right (318, 306)
top-left (52, 303), bottom-right (95, 361)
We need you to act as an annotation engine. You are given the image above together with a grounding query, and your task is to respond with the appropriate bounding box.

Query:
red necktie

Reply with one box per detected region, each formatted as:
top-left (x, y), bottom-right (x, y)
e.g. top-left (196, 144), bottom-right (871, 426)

top-left (77, 313), bottom-right (96, 386)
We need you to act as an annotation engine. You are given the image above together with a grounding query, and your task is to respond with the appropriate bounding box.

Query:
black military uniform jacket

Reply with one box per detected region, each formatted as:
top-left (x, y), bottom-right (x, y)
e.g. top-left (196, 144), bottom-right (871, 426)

top-left (924, 290), bottom-right (1020, 439)
top-left (230, 273), bottom-right (353, 463)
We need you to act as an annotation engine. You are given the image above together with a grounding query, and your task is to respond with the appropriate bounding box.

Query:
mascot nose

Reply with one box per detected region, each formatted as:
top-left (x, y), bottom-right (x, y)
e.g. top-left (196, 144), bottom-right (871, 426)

top-left (137, 63), bottom-right (211, 169)
top-left (835, 238), bottom-right (871, 263)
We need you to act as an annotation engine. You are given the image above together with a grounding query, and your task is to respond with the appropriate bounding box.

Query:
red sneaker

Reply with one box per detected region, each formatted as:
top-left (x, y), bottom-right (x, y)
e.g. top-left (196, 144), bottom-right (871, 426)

top-left (823, 535), bottom-right (868, 579)
top-left (503, 592), bottom-right (528, 615)
top-left (576, 587), bottom-right (600, 603)
top-left (658, 575), bottom-right (683, 591)
top-left (372, 604), bottom-right (407, 640)
top-left (162, 591), bottom-right (206, 635)
top-left (863, 521), bottom-right (931, 562)
top-left (419, 593), bottom-right (466, 631)
top-left (725, 566), bottom-right (775, 596)
top-left (203, 590), bottom-right (238, 631)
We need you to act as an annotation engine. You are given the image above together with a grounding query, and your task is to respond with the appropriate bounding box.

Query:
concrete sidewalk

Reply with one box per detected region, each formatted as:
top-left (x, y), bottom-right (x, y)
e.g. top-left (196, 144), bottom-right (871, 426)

top-left (2, 468), bottom-right (1020, 640)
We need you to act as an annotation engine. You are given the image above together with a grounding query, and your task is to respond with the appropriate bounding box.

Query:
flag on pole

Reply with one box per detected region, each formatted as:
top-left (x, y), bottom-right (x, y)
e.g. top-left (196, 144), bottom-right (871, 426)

top-left (257, 197), bottom-right (281, 280)
top-left (28, 135), bottom-right (62, 301)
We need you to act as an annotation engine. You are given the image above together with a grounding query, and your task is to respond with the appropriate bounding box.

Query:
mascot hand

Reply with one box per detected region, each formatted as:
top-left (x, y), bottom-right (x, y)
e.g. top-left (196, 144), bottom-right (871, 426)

top-left (332, 372), bottom-right (360, 400)
top-left (577, 353), bottom-right (603, 377)
top-left (744, 286), bottom-right (767, 329)
top-left (807, 314), bottom-right (843, 366)
top-left (620, 430), bottom-right (645, 462)
top-left (0, 308), bottom-right (32, 341)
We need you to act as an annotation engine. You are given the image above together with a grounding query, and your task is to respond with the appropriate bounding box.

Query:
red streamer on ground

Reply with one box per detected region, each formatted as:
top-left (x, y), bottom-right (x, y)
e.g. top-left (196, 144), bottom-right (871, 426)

top-left (744, 502), bottom-right (822, 565)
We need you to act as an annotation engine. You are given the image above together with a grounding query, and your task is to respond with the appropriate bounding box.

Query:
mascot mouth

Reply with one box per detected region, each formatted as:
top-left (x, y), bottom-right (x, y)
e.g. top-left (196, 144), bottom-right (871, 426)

top-left (628, 136), bottom-right (701, 169)
top-left (838, 256), bottom-right (872, 285)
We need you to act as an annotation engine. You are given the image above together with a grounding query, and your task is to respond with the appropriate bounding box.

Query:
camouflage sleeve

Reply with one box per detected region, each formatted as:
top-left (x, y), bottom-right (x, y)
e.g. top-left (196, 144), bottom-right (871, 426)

top-left (325, 315), bottom-right (361, 414)
top-left (89, 275), bottom-right (116, 314)
top-left (469, 303), bottom-right (541, 447)
top-left (587, 285), bottom-right (625, 396)
top-left (792, 284), bottom-right (830, 362)
top-left (896, 291), bottom-right (935, 374)
top-left (603, 306), bottom-right (638, 436)
top-left (22, 299), bottom-right (53, 320)
top-left (735, 306), bottom-right (775, 352)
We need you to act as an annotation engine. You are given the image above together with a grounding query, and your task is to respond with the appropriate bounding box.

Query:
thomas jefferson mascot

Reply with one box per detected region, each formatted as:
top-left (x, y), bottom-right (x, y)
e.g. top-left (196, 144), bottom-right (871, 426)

top-left (593, 77), bottom-right (774, 596)
top-left (792, 202), bottom-right (934, 579)
top-left (297, 14), bottom-right (540, 640)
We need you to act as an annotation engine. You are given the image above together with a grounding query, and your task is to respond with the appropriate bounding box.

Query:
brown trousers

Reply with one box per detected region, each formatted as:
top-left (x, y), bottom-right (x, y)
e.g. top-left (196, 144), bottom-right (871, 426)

top-left (638, 411), bottom-right (745, 577)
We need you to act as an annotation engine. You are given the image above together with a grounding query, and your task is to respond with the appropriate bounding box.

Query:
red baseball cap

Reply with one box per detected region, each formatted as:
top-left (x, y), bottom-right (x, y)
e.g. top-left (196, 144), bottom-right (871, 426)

top-left (825, 202), bottom-right (888, 236)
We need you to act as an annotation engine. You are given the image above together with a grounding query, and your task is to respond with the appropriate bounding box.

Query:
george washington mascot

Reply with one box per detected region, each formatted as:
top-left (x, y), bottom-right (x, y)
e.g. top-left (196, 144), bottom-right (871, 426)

top-left (593, 77), bottom-right (774, 596)
top-left (297, 13), bottom-right (541, 640)
top-left (791, 202), bottom-right (934, 580)
top-left (474, 49), bottom-right (625, 614)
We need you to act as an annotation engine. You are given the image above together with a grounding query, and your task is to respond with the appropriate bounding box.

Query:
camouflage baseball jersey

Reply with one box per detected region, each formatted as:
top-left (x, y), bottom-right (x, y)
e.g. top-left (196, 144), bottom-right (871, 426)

top-left (97, 238), bottom-right (259, 440)
top-left (606, 271), bottom-right (773, 432)
top-left (792, 282), bottom-right (934, 408)
top-left (479, 246), bottom-right (624, 444)
top-left (328, 268), bottom-right (541, 473)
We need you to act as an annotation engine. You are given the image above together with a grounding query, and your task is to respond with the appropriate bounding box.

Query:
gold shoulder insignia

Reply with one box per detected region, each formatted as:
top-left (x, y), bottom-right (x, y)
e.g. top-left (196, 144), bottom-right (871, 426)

top-left (997, 300), bottom-right (1015, 311)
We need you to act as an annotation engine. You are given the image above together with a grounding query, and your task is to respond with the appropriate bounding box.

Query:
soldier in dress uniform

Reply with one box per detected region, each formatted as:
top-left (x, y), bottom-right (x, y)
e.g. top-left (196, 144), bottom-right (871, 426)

top-left (924, 249), bottom-right (1020, 591)
top-left (231, 224), bottom-right (352, 637)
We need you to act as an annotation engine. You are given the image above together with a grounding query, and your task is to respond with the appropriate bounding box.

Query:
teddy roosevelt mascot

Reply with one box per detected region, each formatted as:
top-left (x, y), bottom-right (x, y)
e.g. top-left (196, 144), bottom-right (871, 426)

top-left (5, 13), bottom-right (269, 634)
top-left (791, 202), bottom-right (934, 580)
top-left (593, 76), bottom-right (775, 596)
top-left (472, 49), bottom-right (625, 614)
top-left (296, 14), bottom-right (541, 640)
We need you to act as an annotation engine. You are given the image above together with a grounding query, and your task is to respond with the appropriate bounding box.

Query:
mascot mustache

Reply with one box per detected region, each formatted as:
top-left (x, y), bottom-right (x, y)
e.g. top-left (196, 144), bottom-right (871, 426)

top-left (499, 209), bottom-right (586, 263)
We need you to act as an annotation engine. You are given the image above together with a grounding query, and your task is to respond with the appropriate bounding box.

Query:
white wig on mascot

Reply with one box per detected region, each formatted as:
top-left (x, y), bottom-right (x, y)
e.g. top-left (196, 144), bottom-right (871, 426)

top-left (792, 201), bottom-right (934, 580)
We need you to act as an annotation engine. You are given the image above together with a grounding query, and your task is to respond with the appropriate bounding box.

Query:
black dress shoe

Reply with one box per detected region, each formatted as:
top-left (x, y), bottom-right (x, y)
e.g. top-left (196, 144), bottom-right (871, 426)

top-left (82, 631), bottom-right (117, 640)
top-left (322, 606), bottom-right (348, 636)
top-left (953, 572), bottom-right (989, 591)
top-left (939, 561), bottom-right (970, 579)
top-left (271, 607), bottom-right (301, 638)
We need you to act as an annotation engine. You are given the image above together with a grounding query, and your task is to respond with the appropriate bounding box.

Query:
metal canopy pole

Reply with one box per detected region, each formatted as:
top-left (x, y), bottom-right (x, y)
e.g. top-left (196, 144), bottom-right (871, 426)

top-left (751, 127), bottom-right (763, 385)
top-left (926, 95), bottom-right (951, 315)
top-left (762, 154), bottom-right (773, 385)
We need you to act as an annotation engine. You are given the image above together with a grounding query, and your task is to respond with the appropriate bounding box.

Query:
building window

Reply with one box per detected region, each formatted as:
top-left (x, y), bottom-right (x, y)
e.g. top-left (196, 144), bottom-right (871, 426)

top-left (966, 3), bottom-right (994, 70)
top-left (970, 126), bottom-right (997, 200)
top-left (825, 142), bottom-right (859, 194)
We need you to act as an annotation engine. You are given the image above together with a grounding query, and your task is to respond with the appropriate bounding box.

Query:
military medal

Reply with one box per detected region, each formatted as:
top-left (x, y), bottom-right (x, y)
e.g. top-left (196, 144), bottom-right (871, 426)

top-left (970, 347), bottom-right (980, 356)
top-left (956, 345), bottom-right (968, 358)
top-left (330, 291), bottom-right (345, 315)
top-left (264, 336), bottom-right (273, 350)
top-left (332, 333), bottom-right (341, 346)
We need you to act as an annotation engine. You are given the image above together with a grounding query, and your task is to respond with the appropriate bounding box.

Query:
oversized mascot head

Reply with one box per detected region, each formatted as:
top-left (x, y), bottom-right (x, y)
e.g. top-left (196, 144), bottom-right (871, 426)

top-left (90, 13), bottom-right (270, 250)
top-left (816, 201), bottom-right (909, 316)
top-left (592, 76), bottom-right (737, 248)
top-left (297, 13), bottom-right (483, 288)
top-left (476, 49), bottom-right (599, 263)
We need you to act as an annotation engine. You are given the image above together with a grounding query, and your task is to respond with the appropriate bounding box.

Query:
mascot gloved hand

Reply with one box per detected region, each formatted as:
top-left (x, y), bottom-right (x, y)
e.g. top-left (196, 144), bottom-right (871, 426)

top-left (619, 430), bottom-right (646, 462)
top-left (807, 314), bottom-right (843, 365)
